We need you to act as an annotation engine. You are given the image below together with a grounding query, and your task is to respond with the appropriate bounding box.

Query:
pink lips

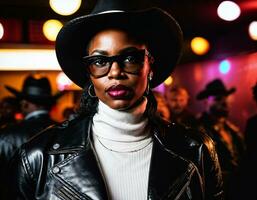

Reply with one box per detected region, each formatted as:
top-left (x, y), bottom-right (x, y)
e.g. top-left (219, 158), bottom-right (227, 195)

top-left (107, 85), bottom-right (131, 99)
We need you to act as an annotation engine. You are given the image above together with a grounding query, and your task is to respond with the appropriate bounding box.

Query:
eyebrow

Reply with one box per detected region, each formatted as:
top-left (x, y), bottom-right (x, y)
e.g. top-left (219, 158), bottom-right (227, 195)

top-left (90, 47), bottom-right (142, 56)
top-left (119, 47), bottom-right (142, 54)
top-left (90, 50), bottom-right (108, 56)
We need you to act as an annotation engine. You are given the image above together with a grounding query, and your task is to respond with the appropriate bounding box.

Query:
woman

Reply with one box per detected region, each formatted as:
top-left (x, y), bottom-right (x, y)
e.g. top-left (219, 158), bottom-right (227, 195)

top-left (7, 0), bottom-right (223, 199)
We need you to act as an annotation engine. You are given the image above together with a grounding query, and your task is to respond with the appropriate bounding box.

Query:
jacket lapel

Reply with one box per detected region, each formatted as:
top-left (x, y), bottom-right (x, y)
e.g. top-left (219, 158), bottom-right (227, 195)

top-left (148, 133), bottom-right (196, 200)
top-left (49, 117), bottom-right (108, 200)
top-left (51, 147), bottom-right (108, 200)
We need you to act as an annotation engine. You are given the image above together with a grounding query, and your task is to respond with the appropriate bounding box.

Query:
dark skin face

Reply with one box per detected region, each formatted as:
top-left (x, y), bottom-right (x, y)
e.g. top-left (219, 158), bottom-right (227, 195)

top-left (166, 91), bottom-right (189, 114)
top-left (206, 96), bottom-right (229, 119)
top-left (88, 29), bottom-right (151, 110)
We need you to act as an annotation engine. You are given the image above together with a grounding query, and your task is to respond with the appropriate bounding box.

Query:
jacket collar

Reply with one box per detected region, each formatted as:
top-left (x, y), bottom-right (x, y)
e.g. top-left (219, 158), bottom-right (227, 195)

top-left (49, 117), bottom-right (197, 200)
top-left (48, 117), bottom-right (90, 153)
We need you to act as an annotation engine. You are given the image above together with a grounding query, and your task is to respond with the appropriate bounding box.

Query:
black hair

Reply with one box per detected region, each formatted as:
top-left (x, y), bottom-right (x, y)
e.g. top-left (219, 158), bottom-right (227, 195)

top-left (77, 79), bottom-right (98, 118)
top-left (77, 79), bottom-right (166, 135)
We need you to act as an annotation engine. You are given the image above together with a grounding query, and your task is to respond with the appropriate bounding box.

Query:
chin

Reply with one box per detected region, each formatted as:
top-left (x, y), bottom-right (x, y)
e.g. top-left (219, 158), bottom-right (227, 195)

top-left (106, 100), bottom-right (131, 110)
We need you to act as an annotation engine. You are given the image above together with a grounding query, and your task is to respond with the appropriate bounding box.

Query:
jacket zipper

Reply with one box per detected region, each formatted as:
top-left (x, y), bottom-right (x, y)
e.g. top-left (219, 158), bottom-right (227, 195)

top-left (57, 186), bottom-right (90, 200)
top-left (174, 180), bottom-right (191, 200)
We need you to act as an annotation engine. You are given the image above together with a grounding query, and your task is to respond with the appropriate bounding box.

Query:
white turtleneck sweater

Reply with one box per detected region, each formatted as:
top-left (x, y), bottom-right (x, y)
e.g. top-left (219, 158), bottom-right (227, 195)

top-left (92, 98), bottom-right (153, 200)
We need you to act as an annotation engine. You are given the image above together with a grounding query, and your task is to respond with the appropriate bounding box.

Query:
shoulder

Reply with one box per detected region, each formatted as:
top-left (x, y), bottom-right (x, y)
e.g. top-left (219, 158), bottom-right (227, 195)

top-left (163, 122), bottom-right (214, 148)
top-left (159, 122), bottom-right (217, 164)
top-left (9, 116), bottom-right (90, 178)
top-left (22, 116), bottom-right (90, 153)
top-left (0, 122), bottom-right (27, 144)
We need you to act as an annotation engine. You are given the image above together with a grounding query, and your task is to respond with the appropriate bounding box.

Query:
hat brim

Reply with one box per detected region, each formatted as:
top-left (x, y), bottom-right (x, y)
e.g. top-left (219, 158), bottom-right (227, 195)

top-left (5, 85), bottom-right (64, 105)
top-left (56, 8), bottom-right (183, 88)
top-left (196, 87), bottom-right (236, 100)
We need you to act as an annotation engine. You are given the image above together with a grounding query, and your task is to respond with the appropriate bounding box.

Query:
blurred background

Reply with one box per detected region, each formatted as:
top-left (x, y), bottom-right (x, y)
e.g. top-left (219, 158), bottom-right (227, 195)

top-left (0, 0), bottom-right (256, 130)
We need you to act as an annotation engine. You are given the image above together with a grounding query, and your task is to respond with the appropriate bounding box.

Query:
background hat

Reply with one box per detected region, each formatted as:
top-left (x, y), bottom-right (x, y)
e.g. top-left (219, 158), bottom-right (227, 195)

top-left (196, 79), bottom-right (236, 100)
top-left (55, 0), bottom-right (183, 88)
top-left (5, 76), bottom-right (63, 106)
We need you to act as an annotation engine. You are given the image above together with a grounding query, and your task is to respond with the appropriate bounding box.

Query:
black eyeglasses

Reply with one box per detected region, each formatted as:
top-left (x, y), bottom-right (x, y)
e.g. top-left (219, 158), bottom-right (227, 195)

top-left (82, 49), bottom-right (153, 78)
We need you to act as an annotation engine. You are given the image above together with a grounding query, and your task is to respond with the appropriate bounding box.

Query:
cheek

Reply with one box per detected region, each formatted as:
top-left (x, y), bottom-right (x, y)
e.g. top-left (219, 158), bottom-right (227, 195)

top-left (132, 73), bottom-right (148, 96)
top-left (133, 65), bottom-right (150, 92)
top-left (90, 78), bottom-right (106, 97)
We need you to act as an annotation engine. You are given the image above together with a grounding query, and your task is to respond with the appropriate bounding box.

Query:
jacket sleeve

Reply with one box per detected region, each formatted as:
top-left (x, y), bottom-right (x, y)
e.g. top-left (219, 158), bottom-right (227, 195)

top-left (6, 146), bottom-right (36, 200)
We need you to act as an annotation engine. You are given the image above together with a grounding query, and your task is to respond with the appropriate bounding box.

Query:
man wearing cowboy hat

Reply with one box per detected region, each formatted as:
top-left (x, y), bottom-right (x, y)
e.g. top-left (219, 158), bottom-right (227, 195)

top-left (196, 78), bottom-right (245, 198)
top-left (0, 75), bottom-right (61, 199)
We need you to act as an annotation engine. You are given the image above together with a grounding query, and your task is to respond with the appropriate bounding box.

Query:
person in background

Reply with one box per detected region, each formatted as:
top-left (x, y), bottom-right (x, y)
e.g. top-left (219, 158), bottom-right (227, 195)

top-left (0, 96), bottom-right (20, 128)
top-left (7, 0), bottom-right (223, 199)
top-left (196, 78), bottom-right (245, 198)
top-left (227, 82), bottom-right (257, 200)
top-left (165, 86), bottom-right (198, 128)
top-left (152, 90), bottom-right (170, 121)
top-left (0, 75), bottom-right (62, 199)
top-left (244, 82), bottom-right (257, 155)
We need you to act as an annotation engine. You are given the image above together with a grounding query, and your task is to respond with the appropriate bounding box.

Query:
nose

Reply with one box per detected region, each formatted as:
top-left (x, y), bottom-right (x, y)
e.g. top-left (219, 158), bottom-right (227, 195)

top-left (108, 61), bottom-right (125, 79)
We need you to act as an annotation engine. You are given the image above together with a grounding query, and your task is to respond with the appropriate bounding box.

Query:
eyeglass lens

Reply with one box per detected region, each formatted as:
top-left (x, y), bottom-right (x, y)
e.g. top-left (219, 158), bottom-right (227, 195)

top-left (83, 49), bottom-right (146, 77)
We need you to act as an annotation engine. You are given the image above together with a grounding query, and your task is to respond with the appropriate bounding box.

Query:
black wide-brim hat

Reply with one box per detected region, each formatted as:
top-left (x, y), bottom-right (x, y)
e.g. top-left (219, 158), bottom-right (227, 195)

top-left (196, 79), bottom-right (236, 100)
top-left (55, 0), bottom-right (183, 88)
top-left (5, 76), bottom-right (64, 106)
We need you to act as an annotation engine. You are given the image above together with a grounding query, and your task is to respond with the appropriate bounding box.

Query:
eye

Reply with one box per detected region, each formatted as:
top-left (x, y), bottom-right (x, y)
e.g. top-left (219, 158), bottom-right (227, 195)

top-left (122, 50), bottom-right (145, 65)
top-left (124, 55), bottom-right (138, 64)
top-left (90, 57), bottom-right (108, 68)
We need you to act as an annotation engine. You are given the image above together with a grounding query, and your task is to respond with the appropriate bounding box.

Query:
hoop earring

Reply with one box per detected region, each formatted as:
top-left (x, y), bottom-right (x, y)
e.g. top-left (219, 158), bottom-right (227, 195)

top-left (88, 84), bottom-right (96, 98)
top-left (145, 72), bottom-right (153, 95)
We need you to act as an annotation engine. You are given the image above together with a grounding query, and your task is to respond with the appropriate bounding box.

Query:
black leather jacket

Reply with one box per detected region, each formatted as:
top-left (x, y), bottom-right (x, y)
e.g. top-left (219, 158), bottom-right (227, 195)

top-left (6, 116), bottom-right (224, 200)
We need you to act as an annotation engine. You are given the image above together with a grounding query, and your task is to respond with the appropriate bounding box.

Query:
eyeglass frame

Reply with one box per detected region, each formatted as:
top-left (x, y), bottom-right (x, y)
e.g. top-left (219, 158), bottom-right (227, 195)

top-left (82, 49), bottom-right (154, 78)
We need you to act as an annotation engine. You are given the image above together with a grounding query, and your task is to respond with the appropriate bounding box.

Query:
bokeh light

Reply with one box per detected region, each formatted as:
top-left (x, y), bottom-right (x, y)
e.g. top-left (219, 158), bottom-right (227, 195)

top-left (0, 23), bottom-right (4, 40)
top-left (219, 60), bottom-right (231, 74)
top-left (49, 0), bottom-right (82, 16)
top-left (248, 21), bottom-right (257, 41)
top-left (43, 19), bottom-right (63, 42)
top-left (217, 1), bottom-right (241, 21)
top-left (190, 37), bottom-right (210, 55)
top-left (56, 72), bottom-right (73, 91)
top-left (164, 76), bottom-right (173, 86)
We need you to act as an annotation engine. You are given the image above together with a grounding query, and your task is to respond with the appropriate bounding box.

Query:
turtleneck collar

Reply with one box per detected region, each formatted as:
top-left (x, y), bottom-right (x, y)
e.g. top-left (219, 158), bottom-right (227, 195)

top-left (92, 97), bottom-right (152, 152)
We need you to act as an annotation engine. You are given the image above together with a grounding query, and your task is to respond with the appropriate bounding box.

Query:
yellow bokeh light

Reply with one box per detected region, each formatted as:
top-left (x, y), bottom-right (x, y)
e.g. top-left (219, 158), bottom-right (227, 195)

top-left (249, 21), bottom-right (257, 41)
top-left (190, 37), bottom-right (210, 55)
top-left (0, 23), bottom-right (4, 40)
top-left (49, 0), bottom-right (82, 16)
top-left (164, 76), bottom-right (173, 86)
top-left (43, 19), bottom-right (63, 42)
